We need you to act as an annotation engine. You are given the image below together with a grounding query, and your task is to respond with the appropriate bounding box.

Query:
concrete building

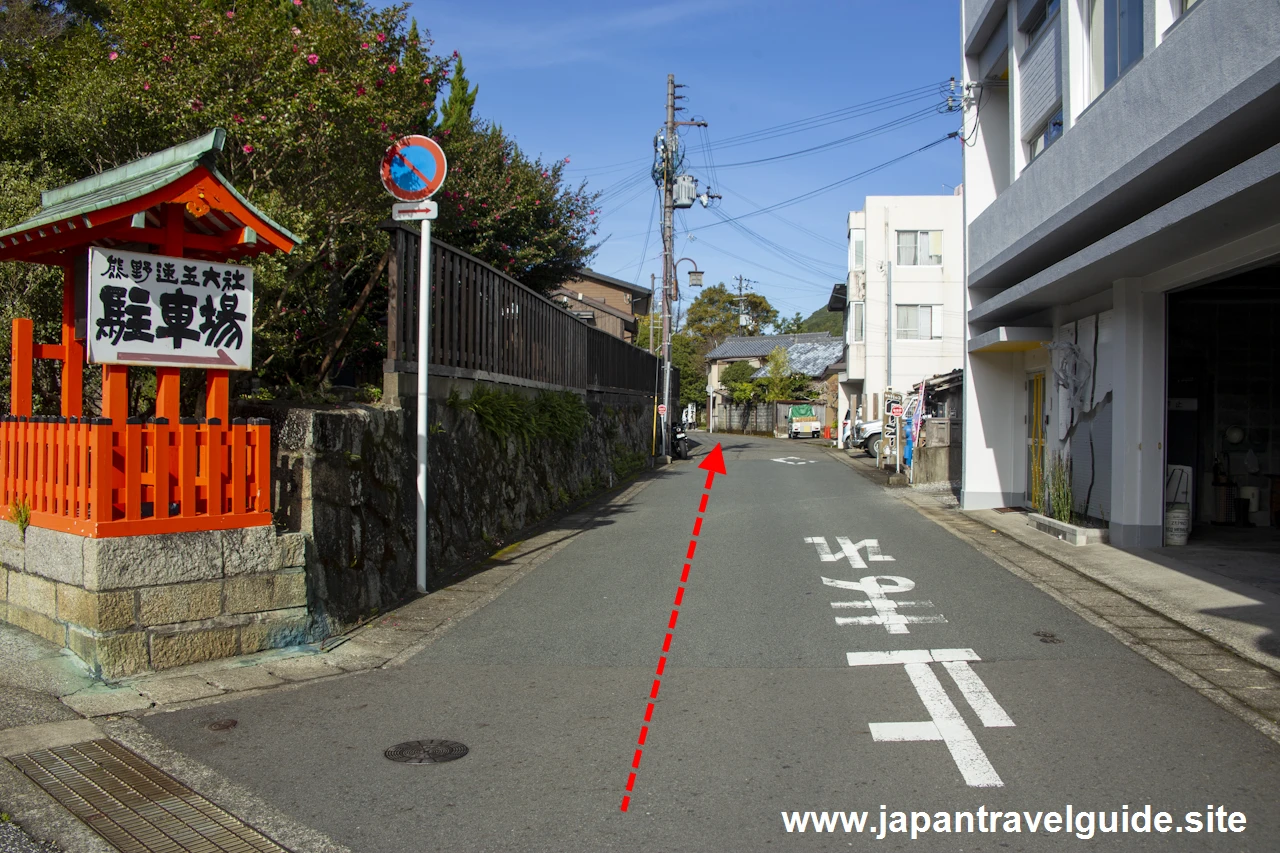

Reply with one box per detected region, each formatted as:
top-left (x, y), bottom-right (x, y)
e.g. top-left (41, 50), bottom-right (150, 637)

top-left (959, 0), bottom-right (1280, 547)
top-left (832, 194), bottom-right (965, 422)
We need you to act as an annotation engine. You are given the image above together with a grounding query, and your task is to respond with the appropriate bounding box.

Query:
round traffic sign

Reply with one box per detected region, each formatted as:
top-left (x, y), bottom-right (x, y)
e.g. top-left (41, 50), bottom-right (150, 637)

top-left (381, 135), bottom-right (447, 201)
top-left (658, 404), bottom-right (667, 416)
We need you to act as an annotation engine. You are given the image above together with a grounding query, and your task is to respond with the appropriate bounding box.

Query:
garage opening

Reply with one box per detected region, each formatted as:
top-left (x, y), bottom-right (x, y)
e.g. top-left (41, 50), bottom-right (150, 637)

top-left (1165, 263), bottom-right (1280, 594)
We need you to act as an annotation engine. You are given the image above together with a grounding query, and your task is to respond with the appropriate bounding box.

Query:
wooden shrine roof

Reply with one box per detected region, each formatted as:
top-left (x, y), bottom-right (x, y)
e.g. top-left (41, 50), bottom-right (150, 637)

top-left (0, 129), bottom-right (300, 264)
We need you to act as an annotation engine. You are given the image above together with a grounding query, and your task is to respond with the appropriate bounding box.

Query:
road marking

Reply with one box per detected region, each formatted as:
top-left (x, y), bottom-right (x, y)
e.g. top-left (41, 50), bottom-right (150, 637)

top-left (804, 536), bottom-right (895, 567)
top-left (772, 457), bottom-right (816, 464)
top-left (941, 661), bottom-right (1015, 728)
top-left (846, 648), bottom-right (1014, 788)
top-left (822, 575), bottom-right (947, 634)
top-left (846, 648), bottom-right (979, 666)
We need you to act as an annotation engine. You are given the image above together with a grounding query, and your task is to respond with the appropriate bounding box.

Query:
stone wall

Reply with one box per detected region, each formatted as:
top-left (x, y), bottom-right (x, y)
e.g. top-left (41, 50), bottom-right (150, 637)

top-left (0, 524), bottom-right (309, 679)
top-left (263, 390), bottom-right (652, 635)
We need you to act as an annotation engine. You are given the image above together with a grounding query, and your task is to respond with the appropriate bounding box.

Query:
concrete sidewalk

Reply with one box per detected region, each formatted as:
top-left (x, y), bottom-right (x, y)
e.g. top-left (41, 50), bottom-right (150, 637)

top-left (829, 446), bottom-right (1280, 744)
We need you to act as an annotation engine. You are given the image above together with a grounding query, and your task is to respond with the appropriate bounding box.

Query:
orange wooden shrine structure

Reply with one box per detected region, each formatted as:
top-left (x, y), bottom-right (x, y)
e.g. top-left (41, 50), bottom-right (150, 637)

top-left (0, 130), bottom-right (299, 536)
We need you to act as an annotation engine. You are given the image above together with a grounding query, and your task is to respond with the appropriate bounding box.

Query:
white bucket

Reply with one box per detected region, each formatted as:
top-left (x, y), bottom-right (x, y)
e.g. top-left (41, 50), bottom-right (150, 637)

top-left (1164, 503), bottom-right (1190, 546)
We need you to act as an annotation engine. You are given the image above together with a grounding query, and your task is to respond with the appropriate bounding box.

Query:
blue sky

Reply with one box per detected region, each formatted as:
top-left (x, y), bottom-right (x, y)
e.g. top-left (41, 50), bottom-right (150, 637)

top-left (408, 0), bottom-right (962, 322)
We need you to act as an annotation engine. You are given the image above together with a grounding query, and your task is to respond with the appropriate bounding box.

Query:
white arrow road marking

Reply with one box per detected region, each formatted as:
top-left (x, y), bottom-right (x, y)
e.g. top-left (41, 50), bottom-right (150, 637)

top-left (847, 648), bottom-right (1014, 788)
top-left (821, 575), bottom-right (946, 634)
top-left (772, 457), bottom-right (815, 464)
top-left (804, 537), bottom-right (895, 567)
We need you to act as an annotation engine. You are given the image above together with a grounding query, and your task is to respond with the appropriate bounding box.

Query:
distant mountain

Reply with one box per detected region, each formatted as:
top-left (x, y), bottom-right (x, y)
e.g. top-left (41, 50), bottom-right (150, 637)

top-left (800, 305), bottom-right (843, 337)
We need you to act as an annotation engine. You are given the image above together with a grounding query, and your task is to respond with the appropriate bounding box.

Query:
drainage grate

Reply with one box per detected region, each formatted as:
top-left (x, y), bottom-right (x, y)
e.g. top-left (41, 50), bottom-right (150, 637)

top-left (8, 739), bottom-right (291, 853)
top-left (383, 740), bottom-right (469, 764)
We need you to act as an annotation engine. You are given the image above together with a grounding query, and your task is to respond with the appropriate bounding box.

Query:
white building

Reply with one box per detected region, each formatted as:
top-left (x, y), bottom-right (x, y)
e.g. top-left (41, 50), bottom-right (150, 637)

top-left (832, 194), bottom-right (965, 422)
top-left (960, 0), bottom-right (1280, 545)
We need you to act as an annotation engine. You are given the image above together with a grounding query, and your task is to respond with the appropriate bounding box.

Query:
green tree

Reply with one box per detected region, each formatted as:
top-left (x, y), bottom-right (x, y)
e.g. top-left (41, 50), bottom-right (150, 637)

top-left (762, 346), bottom-right (791, 402)
top-left (0, 0), bottom-right (600, 393)
top-left (440, 53), bottom-right (477, 133)
top-left (684, 283), bottom-right (777, 345)
top-left (718, 360), bottom-right (757, 386)
top-left (775, 312), bottom-right (805, 334)
top-left (435, 122), bottom-right (600, 293)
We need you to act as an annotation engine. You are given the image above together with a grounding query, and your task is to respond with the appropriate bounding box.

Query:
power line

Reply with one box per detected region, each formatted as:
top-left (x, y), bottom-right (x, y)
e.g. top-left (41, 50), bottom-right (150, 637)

top-left (686, 134), bottom-right (958, 234)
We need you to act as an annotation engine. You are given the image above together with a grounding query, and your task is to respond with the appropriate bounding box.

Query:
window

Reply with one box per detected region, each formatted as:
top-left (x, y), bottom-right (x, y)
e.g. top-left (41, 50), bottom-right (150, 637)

top-left (850, 228), bottom-right (866, 272)
top-left (896, 305), bottom-right (943, 340)
top-left (1029, 107), bottom-right (1064, 160)
top-left (895, 231), bottom-right (943, 266)
top-left (1090, 0), bottom-right (1144, 100)
top-left (850, 302), bottom-right (865, 343)
top-left (1025, 0), bottom-right (1061, 43)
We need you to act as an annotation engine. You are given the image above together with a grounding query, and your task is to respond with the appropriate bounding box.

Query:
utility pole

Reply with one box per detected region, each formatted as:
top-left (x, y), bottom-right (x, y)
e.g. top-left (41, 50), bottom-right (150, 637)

top-left (660, 74), bottom-right (677, 459)
top-left (655, 74), bottom-right (707, 458)
top-left (732, 274), bottom-right (757, 332)
top-left (659, 74), bottom-right (707, 458)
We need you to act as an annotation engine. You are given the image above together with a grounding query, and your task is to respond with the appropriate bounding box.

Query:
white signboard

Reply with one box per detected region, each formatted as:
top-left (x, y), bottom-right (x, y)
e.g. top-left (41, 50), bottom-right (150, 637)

top-left (88, 248), bottom-right (253, 370)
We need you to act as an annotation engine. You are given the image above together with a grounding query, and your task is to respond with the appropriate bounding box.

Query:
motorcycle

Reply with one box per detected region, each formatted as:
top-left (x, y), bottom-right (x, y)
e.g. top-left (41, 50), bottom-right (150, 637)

top-left (671, 420), bottom-right (690, 460)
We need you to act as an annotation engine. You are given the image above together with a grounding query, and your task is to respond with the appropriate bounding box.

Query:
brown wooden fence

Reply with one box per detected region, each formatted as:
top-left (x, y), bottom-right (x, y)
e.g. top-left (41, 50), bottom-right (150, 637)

top-left (381, 222), bottom-right (676, 400)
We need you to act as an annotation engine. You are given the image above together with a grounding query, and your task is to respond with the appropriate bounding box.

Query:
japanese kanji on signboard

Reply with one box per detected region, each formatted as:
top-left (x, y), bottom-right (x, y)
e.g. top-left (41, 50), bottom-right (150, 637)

top-left (87, 248), bottom-right (253, 370)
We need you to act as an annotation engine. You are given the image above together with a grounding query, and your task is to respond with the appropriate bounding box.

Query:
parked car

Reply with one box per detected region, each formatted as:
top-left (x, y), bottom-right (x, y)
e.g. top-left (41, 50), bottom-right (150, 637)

top-left (853, 419), bottom-right (883, 457)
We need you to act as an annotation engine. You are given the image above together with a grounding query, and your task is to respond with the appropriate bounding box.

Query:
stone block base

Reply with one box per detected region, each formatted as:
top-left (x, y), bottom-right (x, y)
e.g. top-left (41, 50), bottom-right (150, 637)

top-left (0, 522), bottom-right (315, 678)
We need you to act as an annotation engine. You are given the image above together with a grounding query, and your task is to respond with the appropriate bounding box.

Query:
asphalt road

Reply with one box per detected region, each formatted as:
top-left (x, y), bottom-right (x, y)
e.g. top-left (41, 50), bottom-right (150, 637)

top-left (142, 434), bottom-right (1280, 851)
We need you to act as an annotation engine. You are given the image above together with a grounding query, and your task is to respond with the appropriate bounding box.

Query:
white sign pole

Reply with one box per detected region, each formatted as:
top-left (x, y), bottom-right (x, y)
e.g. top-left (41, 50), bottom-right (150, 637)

top-left (416, 216), bottom-right (432, 593)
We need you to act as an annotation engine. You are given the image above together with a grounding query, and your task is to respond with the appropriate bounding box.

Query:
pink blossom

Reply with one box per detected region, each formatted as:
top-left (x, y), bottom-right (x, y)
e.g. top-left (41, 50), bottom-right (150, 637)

top-left (233, 113), bottom-right (245, 124)
top-left (242, 144), bottom-right (254, 154)
top-left (307, 53), bottom-right (318, 65)
top-left (423, 77), bottom-right (432, 85)
top-left (190, 35), bottom-right (201, 41)
top-left (161, 55), bottom-right (172, 62)
top-left (376, 32), bottom-right (386, 43)
top-left (388, 64), bottom-right (397, 73)
top-left (258, 114), bottom-right (267, 121)
top-left (380, 122), bottom-right (387, 131)
top-left (293, 27), bottom-right (302, 35)
top-left (295, 330), bottom-right (301, 339)
top-left (564, 156), bottom-right (570, 164)
top-left (143, 82), bottom-right (150, 90)
top-left (226, 11), bottom-right (235, 18)
top-left (108, 51), bottom-right (119, 61)
top-left (534, 200), bottom-right (540, 205)
top-left (541, 171), bottom-right (548, 178)
top-left (355, 85), bottom-right (366, 96)
top-left (361, 42), bottom-right (368, 49)
top-left (293, 0), bottom-right (302, 5)
top-left (190, 98), bottom-right (204, 111)
top-left (470, 220), bottom-right (478, 228)
top-left (375, 79), bottom-right (384, 88)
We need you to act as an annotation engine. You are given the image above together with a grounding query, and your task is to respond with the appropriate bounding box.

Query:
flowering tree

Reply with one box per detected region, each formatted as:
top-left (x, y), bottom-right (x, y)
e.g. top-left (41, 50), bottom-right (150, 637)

top-left (0, 0), bottom-right (600, 393)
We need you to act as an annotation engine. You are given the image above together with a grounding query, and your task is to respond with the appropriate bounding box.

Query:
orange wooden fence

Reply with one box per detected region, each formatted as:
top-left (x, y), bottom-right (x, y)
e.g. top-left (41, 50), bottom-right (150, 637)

top-left (0, 415), bottom-right (271, 537)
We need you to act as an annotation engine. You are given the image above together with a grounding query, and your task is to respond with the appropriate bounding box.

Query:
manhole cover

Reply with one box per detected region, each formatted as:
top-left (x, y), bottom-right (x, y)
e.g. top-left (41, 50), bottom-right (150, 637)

top-left (207, 719), bottom-right (238, 732)
top-left (384, 740), bottom-right (469, 764)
